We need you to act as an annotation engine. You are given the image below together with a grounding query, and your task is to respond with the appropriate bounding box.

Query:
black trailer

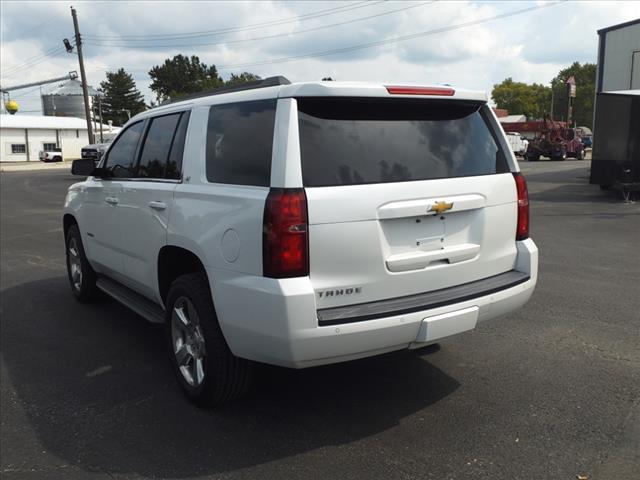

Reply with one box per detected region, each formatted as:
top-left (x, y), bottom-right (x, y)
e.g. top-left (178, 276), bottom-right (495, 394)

top-left (589, 91), bottom-right (640, 199)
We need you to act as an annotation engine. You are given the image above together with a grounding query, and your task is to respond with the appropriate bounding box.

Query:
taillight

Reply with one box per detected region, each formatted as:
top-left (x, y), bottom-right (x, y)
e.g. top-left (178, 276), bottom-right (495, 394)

top-left (513, 172), bottom-right (529, 240)
top-left (263, 188), bottom-right (309, 278)
top-left (385, 86), bottom-right (455, 96)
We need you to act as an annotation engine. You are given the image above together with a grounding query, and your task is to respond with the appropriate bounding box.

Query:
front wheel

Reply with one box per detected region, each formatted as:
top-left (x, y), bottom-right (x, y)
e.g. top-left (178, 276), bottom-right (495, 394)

top-left (65, 224), bottom-right (98, 302)
top-left (165, 273), bottom-right (252, 407)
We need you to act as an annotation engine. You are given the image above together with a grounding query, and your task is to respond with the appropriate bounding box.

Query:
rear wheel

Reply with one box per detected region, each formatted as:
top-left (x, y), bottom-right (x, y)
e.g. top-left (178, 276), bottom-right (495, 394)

top-left (165, 273), bottom-right (252, 407)
top-left (65, 224), bottom-right (98, 302)
top-left (53, 156), bottom-right (62, 162)
top-left (576, 150), bottom-right (584, 160)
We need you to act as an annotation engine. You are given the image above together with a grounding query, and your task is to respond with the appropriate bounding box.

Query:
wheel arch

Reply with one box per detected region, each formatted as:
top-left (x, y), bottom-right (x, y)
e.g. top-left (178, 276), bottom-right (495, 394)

top-left (157, 245), bottom-right (210, 305)
top-left (63, 213), bottom-right (78, 238)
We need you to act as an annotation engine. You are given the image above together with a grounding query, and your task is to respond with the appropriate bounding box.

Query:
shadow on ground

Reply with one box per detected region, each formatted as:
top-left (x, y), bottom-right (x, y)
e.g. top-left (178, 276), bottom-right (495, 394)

top-left (1, 277), bottom-right (457, 478)
top-left (527, 171), bottom-right (639, 205)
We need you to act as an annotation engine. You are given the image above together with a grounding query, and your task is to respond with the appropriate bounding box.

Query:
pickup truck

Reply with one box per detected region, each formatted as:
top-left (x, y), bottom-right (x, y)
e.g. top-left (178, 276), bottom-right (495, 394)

top-left (505, 132), bottom-right (529, 157)
top-left (39, 147), bottom-right (63, 162)
top-left (81, 140), bottom-right (112, 164)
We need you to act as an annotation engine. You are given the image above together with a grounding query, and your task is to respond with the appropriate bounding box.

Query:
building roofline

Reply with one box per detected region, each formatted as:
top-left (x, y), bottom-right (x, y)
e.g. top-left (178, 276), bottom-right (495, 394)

top-left (597, 18), bottom-right (640, 35)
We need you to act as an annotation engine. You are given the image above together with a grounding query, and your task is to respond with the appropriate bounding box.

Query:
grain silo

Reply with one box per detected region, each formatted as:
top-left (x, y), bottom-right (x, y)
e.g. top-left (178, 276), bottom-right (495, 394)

top-left (41, 79), bottom-right (99, 118)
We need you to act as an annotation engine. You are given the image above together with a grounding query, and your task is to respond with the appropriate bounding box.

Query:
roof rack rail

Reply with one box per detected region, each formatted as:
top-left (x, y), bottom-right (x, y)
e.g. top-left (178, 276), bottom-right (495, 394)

top-left (159, 76), bottom-right (291, 106)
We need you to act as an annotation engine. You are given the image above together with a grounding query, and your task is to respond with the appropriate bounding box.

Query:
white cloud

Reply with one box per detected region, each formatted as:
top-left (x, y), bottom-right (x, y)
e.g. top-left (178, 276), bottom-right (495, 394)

top-left (1, 0), bottom-right (639, 114)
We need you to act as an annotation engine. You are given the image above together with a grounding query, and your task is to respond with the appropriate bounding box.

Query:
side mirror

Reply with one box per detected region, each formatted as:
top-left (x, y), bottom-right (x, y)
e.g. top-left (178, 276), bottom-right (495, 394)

top-left (71, 158), bottom-right (97, 176)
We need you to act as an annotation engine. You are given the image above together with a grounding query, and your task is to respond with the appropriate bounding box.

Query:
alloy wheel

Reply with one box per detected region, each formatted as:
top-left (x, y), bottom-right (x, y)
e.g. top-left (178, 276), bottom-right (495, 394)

top-left (68, 238), bottom-right (83, 291)
top-left (171, 296), bottom-right (207, 387)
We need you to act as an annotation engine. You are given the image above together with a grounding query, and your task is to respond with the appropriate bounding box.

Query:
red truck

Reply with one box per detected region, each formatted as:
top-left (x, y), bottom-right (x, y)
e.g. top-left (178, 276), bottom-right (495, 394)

top-left (501, 117), bottom-right (585, 161)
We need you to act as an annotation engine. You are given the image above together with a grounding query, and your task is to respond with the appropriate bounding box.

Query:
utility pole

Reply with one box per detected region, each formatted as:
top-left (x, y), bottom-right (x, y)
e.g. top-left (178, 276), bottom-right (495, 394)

top-left (98, 95), bottom-right (104, 143)
top-left (550, 82), bottom-right (554, 120)
top-left (566, 76), bottom-right (576, 128)
top-left (71, 6), bottom-right (94, 144)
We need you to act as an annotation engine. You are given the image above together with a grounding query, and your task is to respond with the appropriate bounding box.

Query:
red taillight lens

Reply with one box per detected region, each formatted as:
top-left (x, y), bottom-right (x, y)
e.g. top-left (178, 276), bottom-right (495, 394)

top-left (385, 86), bottom-right (455, 96)
top-left (513, 172), bottom-right (529, 240)
top-left (263, 188), bottom-right (309, 278)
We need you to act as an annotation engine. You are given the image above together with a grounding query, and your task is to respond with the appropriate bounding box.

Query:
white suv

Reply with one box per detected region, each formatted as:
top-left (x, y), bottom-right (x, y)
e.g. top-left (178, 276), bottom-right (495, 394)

top-left (65, 77), bottom-right (538, 406)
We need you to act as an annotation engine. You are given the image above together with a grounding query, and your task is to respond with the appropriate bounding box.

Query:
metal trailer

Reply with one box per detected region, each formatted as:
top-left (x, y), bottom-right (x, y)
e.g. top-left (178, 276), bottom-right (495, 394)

top-left (589, 91), bottom-right (640, 200)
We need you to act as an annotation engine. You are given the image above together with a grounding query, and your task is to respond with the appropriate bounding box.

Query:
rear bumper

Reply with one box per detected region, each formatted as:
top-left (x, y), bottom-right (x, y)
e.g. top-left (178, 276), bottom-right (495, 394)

top-left (211, 238), bottom-right (538, 368)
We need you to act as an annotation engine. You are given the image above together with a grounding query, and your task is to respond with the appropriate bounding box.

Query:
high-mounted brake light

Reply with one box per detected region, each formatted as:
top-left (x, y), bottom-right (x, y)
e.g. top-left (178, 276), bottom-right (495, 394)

top-left (263, 188), bottom-right (309, 278)
top-left (513, 172), bottom-right (529, 240)
top-left (385, 86), bottom-right (455, 96)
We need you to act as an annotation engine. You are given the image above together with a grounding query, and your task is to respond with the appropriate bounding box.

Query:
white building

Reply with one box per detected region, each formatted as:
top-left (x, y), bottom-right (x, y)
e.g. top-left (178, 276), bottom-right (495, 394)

top-left (0, 115), bottom-right (120, 162)
top-left (596, 18), bottom-right (640, 93)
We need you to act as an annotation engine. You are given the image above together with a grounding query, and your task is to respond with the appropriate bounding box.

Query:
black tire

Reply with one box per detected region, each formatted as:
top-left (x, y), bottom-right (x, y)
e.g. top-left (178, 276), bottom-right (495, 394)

top-left (526, 153), bottom-right (540, 162)
top-left (600, 184), bottom-right (611, 191)
top-left (53, 156), bottom-right (62, 162)
top-left (576, 150), bottom-right (584, 160)
top-left (65, 224), bottom-right (99, 302)
top-left (165, 272), bottom-right (252, 407)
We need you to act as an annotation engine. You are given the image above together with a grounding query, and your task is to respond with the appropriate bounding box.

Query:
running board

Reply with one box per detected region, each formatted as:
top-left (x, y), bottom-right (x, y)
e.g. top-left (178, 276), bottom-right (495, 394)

top-left (96, 277), bottom-right (165, 324)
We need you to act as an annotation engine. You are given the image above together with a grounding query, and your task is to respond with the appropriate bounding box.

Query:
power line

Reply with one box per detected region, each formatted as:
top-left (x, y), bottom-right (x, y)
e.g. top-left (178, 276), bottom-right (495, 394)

top-left (1, 45), bottom-right (66, 76)
top-left (3, 45), bottom-right (60, 67)
top-left (84, 1), bottom-right (383, 41)
top-left (216, 1), bottom-right (567, 70)
top-left (2, 51), bottom-right (69, 78)
top-left (85, 1), bottom-right (437, 49)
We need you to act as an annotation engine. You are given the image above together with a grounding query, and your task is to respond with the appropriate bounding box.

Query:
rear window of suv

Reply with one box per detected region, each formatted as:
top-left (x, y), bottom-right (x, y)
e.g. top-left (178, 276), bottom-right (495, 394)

top-left (297, 98), bottom-right (509, 187)
top-left (206, 99), bottom-right (277, 187)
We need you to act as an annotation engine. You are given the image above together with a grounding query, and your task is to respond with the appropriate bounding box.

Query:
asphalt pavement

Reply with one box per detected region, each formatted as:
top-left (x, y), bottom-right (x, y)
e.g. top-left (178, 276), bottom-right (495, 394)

top-left (1, 161), bottom-right (638, 479)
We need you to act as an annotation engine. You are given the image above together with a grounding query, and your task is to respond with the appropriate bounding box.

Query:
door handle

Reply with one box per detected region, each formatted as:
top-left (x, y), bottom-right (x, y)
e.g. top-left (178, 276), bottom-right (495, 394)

top-left (105, 197), bottom-right (119, 206)
top-left (148, 201), bottom-right (167, 211)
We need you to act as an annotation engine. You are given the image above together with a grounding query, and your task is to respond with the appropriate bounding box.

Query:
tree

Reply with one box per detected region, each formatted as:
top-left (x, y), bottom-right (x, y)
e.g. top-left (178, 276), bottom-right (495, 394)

top-left (226, 72), bottom-right (261, 86)
top-left (149, 54), bottom-right (224, 102)
top-left (491, 78), bottom-right (551, 120)
top-left (550, 62), bottom-right (596, 128)
top-left (99, 68), bottom-right (146, 126)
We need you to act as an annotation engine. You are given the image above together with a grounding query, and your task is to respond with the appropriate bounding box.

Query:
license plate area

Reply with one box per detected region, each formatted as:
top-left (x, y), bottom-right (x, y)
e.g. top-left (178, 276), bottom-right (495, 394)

top-left (381, 215), bottom-right (445, 256)
top-left (415, 306), bottom-right (479, 342)
top-left (381, 212), bottom-right (481, 273)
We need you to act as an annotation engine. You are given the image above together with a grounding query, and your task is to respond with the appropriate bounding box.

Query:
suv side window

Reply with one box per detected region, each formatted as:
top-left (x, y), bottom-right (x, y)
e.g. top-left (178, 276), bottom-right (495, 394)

top-left (166, 111), bottom-right (190, 180)
top-left (103, 121), bottom-right (144, 178)
top-left (137, 111), bottom-right (190, 179)
top-left (206, 99), bottom-right (277, 187)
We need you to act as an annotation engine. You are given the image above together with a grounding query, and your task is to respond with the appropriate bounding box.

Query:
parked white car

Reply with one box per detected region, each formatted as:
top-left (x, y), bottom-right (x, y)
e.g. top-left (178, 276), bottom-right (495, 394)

top-left (64, 78), bottom-right (538, 406)
top-left (505, 132), bottom-right (529, 156)
top-left (39, 146), bottom-right (63, 162)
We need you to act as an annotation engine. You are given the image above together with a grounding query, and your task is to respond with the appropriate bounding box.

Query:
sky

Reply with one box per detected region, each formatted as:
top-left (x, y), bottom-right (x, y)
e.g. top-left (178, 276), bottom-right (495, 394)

top-left (1, 0), bottom-right (639, 116)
